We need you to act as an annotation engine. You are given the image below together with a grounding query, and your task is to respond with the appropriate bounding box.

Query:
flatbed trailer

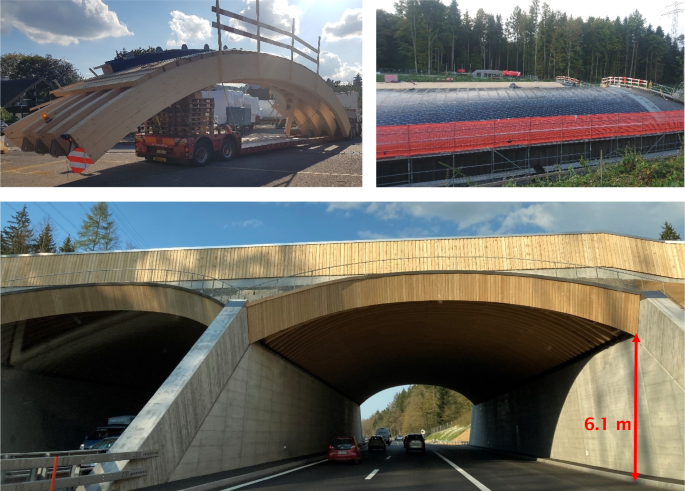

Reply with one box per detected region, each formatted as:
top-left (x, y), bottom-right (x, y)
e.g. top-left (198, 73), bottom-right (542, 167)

top-left (135, 129), bottom-right (340, 166)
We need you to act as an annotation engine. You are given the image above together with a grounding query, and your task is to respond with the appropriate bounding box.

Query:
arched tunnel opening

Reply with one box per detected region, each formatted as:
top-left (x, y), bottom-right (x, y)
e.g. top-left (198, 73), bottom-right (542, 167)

top-left (1, 310), bottom-right (208, 453)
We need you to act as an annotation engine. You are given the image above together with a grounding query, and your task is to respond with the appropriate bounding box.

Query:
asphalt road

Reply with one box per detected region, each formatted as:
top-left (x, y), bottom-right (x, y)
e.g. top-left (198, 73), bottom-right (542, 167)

top-left (231, 443), bottom-right (657, 490)
top-left (0, 138), bottom-right (362, 187)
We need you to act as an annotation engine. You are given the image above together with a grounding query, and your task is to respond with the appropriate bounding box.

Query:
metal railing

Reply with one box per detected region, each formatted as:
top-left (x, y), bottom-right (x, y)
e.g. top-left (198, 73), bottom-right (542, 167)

top-left (0, 269), bottom-right (241, 303)
top-left (1, 257), bottom-right (680, 306)
top-left (0, 449), bottom-right (157, 491)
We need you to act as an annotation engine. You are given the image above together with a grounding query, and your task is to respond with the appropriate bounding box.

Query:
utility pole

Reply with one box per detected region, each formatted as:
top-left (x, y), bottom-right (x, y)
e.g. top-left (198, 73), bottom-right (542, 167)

top-left (662, 1), bottom-right (684, 41)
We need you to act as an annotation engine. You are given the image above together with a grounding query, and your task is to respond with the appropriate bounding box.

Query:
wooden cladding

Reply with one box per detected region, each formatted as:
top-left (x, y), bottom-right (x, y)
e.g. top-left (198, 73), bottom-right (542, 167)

top-left (1, 284), bottom-right (223, 327)
top-left (254, 272), bottom-right (638, 403)
top-left (247, 272), bottom-right (641, 343)
top-left (1, 234), bottom-right (683, 286)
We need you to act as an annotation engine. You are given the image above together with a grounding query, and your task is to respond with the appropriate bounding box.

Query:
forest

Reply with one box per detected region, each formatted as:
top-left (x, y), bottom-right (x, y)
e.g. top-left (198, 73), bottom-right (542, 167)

top-left (377, 0), bottom-right (684, 85)
top-left (361, 385), bottom-right (471, 437)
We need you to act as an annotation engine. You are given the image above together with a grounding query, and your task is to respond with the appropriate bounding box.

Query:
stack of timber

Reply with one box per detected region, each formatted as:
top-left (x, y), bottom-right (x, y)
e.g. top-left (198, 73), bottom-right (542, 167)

top-left (142, 93), bottom-right (215, 136)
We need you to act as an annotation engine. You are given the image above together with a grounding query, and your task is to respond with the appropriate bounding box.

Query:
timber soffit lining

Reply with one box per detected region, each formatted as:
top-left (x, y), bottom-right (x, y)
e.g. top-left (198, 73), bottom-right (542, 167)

top-left (249, 272), bottom-right (641, 404)
top-left (2, 233), bottom-right (684, 283)
top-left (0, 283), bottom-right (224, 326)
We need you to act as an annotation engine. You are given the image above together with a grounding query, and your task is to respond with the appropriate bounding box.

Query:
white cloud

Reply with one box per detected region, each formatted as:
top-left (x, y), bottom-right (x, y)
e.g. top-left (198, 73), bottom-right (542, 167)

top-left (322, 8), bottom-right (362, 41)
top-left (326, 203), bottom-right (685, 240)
top-left (167, 11), bottom-right (212, 48)
top-left (231, 219), bottom-right (264, 228)
top-left (225, 0), bottom-right (302, 43)
top-left (1, 0), bottom-right (132, 46)
top-left (317, 51), bottom-right (362, 81)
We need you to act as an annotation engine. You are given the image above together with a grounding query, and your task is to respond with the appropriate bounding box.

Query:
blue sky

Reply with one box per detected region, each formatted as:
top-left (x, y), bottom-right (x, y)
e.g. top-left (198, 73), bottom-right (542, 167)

top-left (2, 201), bottom-right (683, 417)
top-left (1, 0), bottom-right (362, 82)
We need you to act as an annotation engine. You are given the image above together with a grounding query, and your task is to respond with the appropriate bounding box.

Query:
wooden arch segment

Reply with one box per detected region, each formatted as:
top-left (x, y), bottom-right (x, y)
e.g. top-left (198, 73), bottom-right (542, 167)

top-left (1, 283), bottom-right (224, 327)
top-left (3, 50), bottom-right (351, 163)
top-left (248, 272), bottom-right (641, 404)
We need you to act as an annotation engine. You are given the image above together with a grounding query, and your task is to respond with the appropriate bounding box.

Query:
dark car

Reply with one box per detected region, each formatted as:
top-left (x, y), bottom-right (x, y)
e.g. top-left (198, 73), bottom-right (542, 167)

top-left (405, 433), bottom-right (426, 453)
top-left (327, 437), bottom-right (361, 464)
top-left (80, 426), bottom-right (127, 450)
top-left (81, 437), bottom-right (119, 474)
top-left (368, 435), bottom-right (387, 452)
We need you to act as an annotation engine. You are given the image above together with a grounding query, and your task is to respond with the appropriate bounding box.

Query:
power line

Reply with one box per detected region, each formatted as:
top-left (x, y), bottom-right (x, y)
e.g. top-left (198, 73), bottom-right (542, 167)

top-left (111, 203), bottom-right (150, 248)
top-left (32, 202), bottom-right (70, 238)
top-left (47, 203), bottom-right (80, 235)
top-left (109, 207), bottom-right (140, 248)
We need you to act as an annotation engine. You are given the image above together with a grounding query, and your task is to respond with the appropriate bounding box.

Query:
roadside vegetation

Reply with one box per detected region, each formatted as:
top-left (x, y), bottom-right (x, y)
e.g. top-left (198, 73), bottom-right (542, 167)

top-left (425, 424), bottom-right (470, 441)
top-left (376, 73), bottom-right (526, 83)
top-left (362, 385), bottom-right (471, 437)
top-left (504, 149), bottom-right (684, 187)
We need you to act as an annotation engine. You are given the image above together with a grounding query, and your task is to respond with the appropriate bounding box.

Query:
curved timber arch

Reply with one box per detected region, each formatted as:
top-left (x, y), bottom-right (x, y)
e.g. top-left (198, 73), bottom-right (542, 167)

top-left (247, 271), bottom-right (641, 403)
top-left (4, 50), bottom-right (351, 163)
top-left (1, 283), bottom-right (224, 326)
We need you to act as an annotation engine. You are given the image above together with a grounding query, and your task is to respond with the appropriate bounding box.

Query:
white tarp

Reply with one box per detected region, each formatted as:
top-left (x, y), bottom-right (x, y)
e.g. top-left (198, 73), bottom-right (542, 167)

top-left (205, 87), bottom-right (261, 124)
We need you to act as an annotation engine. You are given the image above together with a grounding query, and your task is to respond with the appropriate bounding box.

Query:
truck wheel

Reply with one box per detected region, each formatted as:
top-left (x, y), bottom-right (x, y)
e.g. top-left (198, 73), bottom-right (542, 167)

top-left (221, 138), bottom-right (237, 162)
top-left (192, 142), bottom-right (212, 166)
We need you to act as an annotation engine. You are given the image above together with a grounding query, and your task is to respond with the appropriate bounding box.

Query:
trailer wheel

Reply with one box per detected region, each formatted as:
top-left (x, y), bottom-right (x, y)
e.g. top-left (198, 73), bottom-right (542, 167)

top-left (192, 142), bottom-right (212, 166)
top-left (220, 138), bottom-right (237, 162)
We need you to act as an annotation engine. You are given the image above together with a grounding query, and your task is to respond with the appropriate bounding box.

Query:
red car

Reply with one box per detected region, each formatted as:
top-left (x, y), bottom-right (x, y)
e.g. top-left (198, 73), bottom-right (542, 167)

top-left (327, 437), bottom-right (361, 464)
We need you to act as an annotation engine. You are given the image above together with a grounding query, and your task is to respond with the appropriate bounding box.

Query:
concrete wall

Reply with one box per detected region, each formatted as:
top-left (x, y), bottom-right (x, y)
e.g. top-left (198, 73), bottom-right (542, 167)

top-left (1, 368), bottom-right (152, 453)
top-left (169, 344), bottom-right (361, 481)
top-left (470, 295), bottom-right (684, 480)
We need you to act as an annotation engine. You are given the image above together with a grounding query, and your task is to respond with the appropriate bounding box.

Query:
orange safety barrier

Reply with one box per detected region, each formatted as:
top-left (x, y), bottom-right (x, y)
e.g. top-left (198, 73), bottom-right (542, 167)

top-left (376, 110), bottom-right (684, 159)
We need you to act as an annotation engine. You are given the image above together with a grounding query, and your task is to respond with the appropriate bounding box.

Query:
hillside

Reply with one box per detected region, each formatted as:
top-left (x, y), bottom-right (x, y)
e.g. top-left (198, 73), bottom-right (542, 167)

top-left (362, 385), bottom-right (471, 437)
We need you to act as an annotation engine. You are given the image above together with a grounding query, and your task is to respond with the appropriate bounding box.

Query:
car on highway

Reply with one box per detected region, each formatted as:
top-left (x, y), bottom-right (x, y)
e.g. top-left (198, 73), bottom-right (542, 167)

top-left (367, 435), bottom-right (387, 452)
top-left (327, 437), bottom-right (361, 464)
top-left (80, 416), bottom-right (136, 449)
top-left (405, 433), bottom-right (426, 453)
top-left (80, 437), bottom-right (119, 475)
top-left (375, 427), bottom-right (392, 446)
top-left (396, 435), bottom-right (403, 441)
top-left (0, 121), bottom-right (8, 135)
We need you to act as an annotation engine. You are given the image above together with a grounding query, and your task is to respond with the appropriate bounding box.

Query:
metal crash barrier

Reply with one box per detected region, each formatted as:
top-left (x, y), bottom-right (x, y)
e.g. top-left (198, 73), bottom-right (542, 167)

top-left (0, 449), bottom-right (158, 491)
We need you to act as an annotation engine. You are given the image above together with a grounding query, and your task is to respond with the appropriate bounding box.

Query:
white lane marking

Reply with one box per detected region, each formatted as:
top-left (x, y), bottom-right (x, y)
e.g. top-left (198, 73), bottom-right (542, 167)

top-left (365, 469), bottom-right (380, 480)
top-left (433, 451), bottom-right (492, 491)
top-left (386, 456), bottom-right (392, 460)
top-left (222, 460), bottom-right (326, 490)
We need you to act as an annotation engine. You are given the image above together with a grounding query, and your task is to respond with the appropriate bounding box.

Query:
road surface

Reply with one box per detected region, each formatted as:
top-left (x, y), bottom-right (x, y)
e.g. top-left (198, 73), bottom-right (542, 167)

top-left (0, 138), bottom-right (362, 187)
top-left (230, 443), bottom-right (659, 490)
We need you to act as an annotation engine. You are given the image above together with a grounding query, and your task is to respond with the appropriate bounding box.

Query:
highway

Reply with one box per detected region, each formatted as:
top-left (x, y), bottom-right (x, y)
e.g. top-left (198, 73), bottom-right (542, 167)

top-left (228, 443), bottom-right (656, 490)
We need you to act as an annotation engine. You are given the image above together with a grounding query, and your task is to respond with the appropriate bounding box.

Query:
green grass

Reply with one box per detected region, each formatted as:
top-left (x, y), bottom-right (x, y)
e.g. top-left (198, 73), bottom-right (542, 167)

top-left (504, 149), bottom-right (684, 187)
top-left (426, 424), bottom-right (470, 441)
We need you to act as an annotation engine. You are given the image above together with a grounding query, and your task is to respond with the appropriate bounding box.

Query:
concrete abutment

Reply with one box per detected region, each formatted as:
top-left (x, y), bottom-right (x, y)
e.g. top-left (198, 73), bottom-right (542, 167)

top-left (470, 294), bottom-right (685, 481)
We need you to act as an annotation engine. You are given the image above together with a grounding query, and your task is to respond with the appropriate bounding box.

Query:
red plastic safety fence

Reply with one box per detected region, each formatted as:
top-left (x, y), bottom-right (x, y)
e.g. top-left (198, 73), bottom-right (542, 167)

top-left (376, 110), bottom-right (684, 160)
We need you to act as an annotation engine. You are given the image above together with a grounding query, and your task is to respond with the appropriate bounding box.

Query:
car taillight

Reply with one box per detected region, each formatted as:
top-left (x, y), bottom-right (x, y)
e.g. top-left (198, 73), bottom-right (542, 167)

top-left (328, 445), bottom-right (333, 450)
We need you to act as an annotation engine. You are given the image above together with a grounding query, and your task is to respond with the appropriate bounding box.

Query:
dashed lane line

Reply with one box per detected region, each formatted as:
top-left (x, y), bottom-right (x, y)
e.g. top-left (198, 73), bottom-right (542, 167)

top-left (386, 456), bottom-right (392, 460)
top-left (365, 469), bottom-right (380, 480)
top-left (222, 460), bottom-right (326, 490)
top-left (433, 451), bottom-right (492, 491)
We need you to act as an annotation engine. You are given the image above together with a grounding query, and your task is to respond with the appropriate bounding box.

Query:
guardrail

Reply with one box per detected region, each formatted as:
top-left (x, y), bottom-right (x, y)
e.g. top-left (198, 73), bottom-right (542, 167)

top-left (2, 256), bottom-right (679, 306)
top-left (601, 77), bottom-right (684, 102)
top-left (556, 75), bottom-right (582, 85)
top-left (602, 76), bottom-right (648, 88)
top-left (0, 449), bottom-right (157, 491)
top-left (429, 440), bottom-right (469, 446)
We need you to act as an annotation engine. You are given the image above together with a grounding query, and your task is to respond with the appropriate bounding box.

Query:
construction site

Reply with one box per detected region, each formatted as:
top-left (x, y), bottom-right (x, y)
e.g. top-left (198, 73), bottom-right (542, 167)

top-left (376, 77), bottom-right (684, 186)
top-left (1, 1), bottom-right (362, 187)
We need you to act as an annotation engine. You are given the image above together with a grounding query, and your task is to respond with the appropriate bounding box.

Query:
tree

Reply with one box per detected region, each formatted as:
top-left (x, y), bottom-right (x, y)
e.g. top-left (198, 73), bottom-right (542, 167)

top-left (0, 53), bottom-right (82, 87)
top-left (114, 46), bottom-right (157, 61)
top-left (59, 234), bottom-right (76, 253)
top-left (34, 219), bottom-right (57, 253)
top-left (353, 73), bottom-right (362, 89)
top-left (660, 222), bottom-right (682, 240)
top-left (76, 202), bottom-right (120, 251)
top-left (1, 205), bottom-right (35, 255)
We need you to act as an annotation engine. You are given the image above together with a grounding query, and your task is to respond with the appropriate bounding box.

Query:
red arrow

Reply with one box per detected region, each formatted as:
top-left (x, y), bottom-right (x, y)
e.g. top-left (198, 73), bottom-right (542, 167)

top-left (632, 335), bottom-right (640, 481)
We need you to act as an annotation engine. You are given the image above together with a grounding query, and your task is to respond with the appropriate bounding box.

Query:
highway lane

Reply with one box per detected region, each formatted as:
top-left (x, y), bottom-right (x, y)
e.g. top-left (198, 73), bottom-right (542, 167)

top-left (228, 443), bottom-right (658, 490)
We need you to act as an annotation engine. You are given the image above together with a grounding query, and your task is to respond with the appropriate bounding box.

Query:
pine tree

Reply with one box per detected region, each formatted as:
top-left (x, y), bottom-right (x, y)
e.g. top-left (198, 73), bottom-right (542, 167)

top-left (1, 205), bottom-right (35, 254)
top-left (660, 221), bottom-right (682, 240)
top-left (34, 220), bottom-right (57, 253)
top-left (59, 234), bottom-right (76, 253)
top-left (76, 202), bottom-right (120, 251)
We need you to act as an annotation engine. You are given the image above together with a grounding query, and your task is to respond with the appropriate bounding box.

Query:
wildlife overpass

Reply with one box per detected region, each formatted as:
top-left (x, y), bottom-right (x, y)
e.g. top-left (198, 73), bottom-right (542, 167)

top-left (1, 233), bottom-right (683, 489)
